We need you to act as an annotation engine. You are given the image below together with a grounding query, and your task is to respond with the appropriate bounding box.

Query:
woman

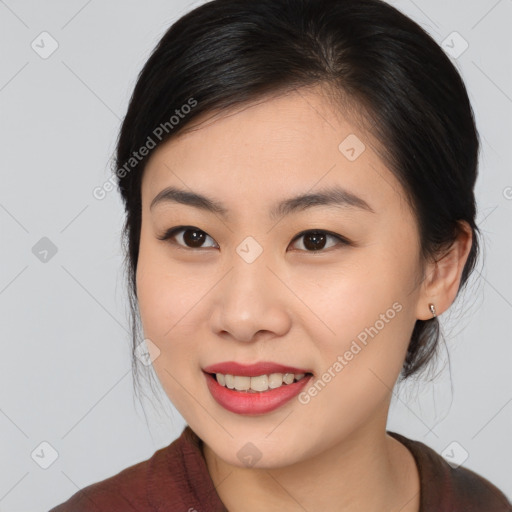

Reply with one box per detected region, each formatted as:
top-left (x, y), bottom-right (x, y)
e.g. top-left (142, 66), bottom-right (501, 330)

top-left (50, 0), bottom-right (511, 510)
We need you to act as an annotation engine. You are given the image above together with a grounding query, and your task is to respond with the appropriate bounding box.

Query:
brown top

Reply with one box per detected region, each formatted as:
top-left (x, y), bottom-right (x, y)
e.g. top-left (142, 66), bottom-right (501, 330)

top-left (49, 426), bottom-right (511, 511)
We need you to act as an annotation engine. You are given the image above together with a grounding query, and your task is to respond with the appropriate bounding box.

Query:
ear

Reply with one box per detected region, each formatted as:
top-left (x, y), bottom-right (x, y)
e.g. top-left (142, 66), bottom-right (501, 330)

top-left (415, 221), bottom-right (473, 320)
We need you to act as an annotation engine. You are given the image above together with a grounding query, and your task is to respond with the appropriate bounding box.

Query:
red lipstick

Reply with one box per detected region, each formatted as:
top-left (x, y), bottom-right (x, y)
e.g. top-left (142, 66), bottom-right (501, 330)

top-left (203, 361), bottom-right (313, 415)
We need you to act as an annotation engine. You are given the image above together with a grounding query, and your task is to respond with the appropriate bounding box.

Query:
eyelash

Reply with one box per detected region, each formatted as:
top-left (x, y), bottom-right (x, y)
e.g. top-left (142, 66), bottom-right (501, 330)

top-left (156, 226), bottom-right (351, 253)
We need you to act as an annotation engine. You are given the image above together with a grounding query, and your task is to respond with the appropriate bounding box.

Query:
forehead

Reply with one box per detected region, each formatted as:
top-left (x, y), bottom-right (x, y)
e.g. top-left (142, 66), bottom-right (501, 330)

top-left (141, 87), bottom-right (408, 219)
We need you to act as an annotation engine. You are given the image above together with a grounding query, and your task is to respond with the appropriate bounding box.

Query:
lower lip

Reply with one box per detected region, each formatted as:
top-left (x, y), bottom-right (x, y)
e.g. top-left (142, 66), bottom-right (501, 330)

top-left (204, 371), bottom-right (313, 415)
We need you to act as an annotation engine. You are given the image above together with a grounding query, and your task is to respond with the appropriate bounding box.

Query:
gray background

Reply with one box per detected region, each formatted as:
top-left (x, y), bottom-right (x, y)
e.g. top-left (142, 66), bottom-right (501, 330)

top-left (0, 0), bottom-right (510, 510)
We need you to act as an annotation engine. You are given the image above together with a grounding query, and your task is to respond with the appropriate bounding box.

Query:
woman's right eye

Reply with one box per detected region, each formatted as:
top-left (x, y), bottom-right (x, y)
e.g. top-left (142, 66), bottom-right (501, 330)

top-left (157, 226), bottom-right (218, 249)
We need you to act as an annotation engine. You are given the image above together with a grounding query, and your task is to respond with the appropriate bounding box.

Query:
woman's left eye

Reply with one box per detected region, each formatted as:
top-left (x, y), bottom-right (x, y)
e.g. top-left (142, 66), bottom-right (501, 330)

top-left (157, 226), bottom-right (350, 252)
top-left (290, 230), bottom-right (349, 252)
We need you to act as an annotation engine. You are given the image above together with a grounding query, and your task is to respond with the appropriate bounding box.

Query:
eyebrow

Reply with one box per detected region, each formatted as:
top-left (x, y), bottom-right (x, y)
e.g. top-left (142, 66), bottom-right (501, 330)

top-left (150, 185), bottom-right (375, 220)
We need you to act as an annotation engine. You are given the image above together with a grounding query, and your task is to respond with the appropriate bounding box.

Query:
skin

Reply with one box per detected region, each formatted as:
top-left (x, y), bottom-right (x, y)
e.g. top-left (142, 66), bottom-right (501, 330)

top-left (136, 85), bottom-right (472, 511)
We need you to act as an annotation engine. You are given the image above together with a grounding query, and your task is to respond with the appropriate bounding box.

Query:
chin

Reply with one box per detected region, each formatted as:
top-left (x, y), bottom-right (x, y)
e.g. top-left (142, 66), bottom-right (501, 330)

top-left (201, 427), bottom-right (313, 470)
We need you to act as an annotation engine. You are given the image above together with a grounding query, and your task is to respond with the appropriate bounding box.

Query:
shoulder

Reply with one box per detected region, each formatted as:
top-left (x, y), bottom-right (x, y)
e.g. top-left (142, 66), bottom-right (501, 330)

top-left (48, 444), bottom-right (167, 511)
top-left (388, 431), bottom-right (512, 511)
top-left (449, 464), bottom-right (511, 509)
top-left (49, 426), bottom-right (226, 512)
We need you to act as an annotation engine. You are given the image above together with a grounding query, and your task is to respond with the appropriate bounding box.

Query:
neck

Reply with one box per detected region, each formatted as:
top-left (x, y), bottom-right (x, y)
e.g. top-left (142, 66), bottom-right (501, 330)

top-left (202, 412), bottom-right (420, 512)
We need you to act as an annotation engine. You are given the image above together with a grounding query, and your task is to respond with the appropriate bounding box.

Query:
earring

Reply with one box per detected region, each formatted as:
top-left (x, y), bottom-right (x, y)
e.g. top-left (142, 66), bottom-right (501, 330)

top-left (429, 303), bottom-right (437, 318)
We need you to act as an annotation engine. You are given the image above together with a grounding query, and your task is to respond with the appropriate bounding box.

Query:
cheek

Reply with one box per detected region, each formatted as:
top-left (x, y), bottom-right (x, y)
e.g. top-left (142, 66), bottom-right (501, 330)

top-left (135, 241), bottom-right (226, 381)
top-left (136, 238), bottom-right (200, 336)
top-left (294, 267), bottom-right (415, 443)
top-left (135, 248), bottom-right (196, 378)
top-left (136, 255), bottom-right (208, 417)
top-left (306, 252), bottom-right (418, 379)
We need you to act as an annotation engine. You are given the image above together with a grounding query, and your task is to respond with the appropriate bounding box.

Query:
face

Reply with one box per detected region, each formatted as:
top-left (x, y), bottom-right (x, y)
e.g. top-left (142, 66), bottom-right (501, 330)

top-left (136, 86), bottom-right (426, 468)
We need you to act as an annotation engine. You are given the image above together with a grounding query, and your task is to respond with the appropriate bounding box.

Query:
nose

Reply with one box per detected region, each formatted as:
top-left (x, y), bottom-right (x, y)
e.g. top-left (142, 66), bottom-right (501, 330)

top-left (209, 251), bottom-right (292, 343)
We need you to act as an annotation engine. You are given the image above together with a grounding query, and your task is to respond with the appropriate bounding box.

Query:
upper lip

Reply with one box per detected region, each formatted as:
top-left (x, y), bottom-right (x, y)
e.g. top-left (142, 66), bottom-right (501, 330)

top-left (203, 361), bottom-right (312, 377)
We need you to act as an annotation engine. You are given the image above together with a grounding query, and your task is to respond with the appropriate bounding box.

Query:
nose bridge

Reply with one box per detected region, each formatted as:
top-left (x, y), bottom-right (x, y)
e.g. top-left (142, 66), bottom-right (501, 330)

top-left (235, 234), bottom-right (266, 267)
top-left (211, 234), bottom-right (291, 341)
top-left (229, 234), bottom-right (275, 302)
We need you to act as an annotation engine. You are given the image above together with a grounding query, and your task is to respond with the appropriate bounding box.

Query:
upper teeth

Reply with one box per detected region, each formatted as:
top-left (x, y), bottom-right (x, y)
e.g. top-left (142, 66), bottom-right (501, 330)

top-left (216, 372), bottom-right (306, 392)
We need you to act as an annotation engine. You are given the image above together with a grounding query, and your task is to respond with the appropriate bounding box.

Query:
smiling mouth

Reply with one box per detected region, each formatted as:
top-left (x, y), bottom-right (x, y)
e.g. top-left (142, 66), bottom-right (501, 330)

top-left (205, 371), bottom-right (313, 393)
